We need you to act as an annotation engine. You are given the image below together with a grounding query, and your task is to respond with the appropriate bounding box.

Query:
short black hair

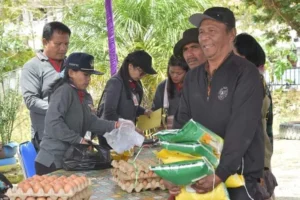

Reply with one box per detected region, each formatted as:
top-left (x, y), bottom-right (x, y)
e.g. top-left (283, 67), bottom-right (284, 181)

top-left (167, 55), bottom-right (189, 99)
top-left (234, 33), bottom-right (266, 67)
top-left (42, 21), bottom-right (71, 41)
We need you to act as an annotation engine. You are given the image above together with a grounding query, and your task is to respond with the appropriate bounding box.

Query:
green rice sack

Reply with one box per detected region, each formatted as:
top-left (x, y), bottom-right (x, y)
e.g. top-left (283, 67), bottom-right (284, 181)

top-left (154, 119), bottom-right (223, 155)
top-left (150, 158), bottom-right (214, 185)
top-left (160, 141), bottom-right (220, 168)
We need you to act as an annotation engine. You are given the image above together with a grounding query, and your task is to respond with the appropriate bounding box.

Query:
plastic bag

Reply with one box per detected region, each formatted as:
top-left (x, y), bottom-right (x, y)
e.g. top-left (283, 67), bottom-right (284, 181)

top-left (104, 119), bottom-right (144, 154)
top-left (161, 141), bottom-right (220, 168)
top-left (62, 142), bottom-right (111, 171)
top-left (176, 183), bottom-right (230, 200)
top-left (154, 119), bottom-right (223, 155)
top-left (156, 149), bottom-right (200, 164)
top-left (150, 158), bottom-right (214, 186)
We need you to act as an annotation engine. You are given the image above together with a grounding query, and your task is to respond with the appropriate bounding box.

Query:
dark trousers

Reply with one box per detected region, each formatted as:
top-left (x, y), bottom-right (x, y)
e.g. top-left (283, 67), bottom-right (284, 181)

top-left (228, 178), bottom-right (263, 200)
top-left (35, 162), bottom-right (57, 175)
top-left (32, 133), bottom-right (41, 152)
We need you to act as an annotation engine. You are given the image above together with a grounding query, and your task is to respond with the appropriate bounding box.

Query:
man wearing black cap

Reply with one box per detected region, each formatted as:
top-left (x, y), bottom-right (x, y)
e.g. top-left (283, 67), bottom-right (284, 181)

top-left (174, 28), bottom-right (206, 69)
top-left (172, 7), bottom-right (264, 200)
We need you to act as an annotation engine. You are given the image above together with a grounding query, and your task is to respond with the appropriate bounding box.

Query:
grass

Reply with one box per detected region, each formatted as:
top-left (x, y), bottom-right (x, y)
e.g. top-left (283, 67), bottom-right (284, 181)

top-left (272, 89), bottom-right (300, 137)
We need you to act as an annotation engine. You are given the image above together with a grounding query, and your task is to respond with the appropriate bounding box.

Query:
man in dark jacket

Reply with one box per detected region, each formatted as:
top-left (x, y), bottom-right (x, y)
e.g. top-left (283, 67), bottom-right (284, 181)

top-left (171, 7), bottom-right (264, 200)
top-left (21, 22), bottom-right (71, 150)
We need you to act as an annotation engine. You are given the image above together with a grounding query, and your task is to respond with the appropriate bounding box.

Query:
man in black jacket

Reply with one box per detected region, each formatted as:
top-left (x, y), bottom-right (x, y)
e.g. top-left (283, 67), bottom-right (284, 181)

top-left (170, 7), bottom-right (264, 200)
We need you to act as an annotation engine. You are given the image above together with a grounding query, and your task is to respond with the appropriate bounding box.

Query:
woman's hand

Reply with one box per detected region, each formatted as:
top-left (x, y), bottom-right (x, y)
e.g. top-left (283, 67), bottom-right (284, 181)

top-left (80, 138), bottom-right (89, 144)
top-left (135, 127), bottom-right (144, 135)
top-left (163, 180), bottom-right (181, 196)
top-left (88, 104), bottom-right (97, 114)
top-left (144, 109), bottom-right (152, 118)
top-left (115, 119), bottom-right (135, 129)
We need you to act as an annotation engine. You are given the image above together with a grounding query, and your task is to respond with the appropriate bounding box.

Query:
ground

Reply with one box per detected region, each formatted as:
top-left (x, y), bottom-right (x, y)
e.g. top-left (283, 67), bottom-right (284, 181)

top-left (272, 139), bottom-right (300, 200)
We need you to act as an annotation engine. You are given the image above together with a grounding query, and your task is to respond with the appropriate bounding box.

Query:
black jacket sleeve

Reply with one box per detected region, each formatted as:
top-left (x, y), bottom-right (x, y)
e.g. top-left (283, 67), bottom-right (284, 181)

top-left (172, 73), bottom-right (192, 129)
top-left (215, 66), bottom-right (263, 182)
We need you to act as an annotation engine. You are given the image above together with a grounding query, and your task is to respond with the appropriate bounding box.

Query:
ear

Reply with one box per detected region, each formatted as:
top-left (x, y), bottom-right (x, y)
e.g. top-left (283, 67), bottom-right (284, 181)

top-left (68, 69), bottom-right (74, 78)
top-left (229, 28), bottom-right (237, 43)
top-left (42, 38), bottom-right (48, 46)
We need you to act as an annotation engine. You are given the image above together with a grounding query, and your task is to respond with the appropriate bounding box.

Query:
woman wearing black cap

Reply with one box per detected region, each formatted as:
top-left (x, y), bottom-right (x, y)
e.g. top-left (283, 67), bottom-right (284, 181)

top-left (97, 50), bottom-right (157, 147)
top-left (152, 55), bottom-right (189, 129)
top-left (35, 52), bottom-right (129, 175)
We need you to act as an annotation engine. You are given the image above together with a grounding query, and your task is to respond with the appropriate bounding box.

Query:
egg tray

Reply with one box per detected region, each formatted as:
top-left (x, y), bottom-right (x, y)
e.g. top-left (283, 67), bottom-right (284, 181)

top-left (6, 187), bottom-right (92, 200)
top-left (113, 177), bottom-right (166, 193)
top-left (111, 168), bottom-right (158, 181)
top-left (111, 158), bottom-right (159, 174)
top-left (6, 179), bottom-right (91, 200)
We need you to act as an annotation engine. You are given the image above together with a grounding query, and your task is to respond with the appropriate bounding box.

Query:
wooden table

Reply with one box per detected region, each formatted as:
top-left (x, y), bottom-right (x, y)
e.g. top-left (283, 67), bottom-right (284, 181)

top-left (51, 147), bottom-right (169, 200)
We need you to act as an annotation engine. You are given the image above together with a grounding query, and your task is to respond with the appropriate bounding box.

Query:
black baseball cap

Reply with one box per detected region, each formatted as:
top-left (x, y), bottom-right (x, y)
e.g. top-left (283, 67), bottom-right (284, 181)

top-left (127, 50), bottom-right (157, 75)
top-left (65, 52), bottom-right (103, 75)
top-left (189, 7), bottom-right (235, 28)
top-left (173, 28), bottom-right (199, 58)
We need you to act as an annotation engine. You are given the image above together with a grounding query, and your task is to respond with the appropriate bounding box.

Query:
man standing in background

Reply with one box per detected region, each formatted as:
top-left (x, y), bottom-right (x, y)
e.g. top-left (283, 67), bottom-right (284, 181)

top-left (21, 22), bottom-right (71, 150)
top-left (173, 28), bottom-right (206, 69)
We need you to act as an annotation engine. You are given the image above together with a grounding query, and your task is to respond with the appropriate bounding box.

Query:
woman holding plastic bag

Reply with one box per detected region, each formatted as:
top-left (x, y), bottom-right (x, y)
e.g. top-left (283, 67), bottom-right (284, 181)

top-left (35, 53), bottom-right (137, 175)
top-left (152, 56), bottom-right (189, 129)
top-left (97, 50), bottom-right (157, 147)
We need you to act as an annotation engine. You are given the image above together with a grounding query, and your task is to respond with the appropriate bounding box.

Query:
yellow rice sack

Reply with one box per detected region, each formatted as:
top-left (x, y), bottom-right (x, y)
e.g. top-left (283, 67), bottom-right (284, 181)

top-left (155, 149), bottom-right (200, 164)
top-left (225, 174), bottom-right (245, 188)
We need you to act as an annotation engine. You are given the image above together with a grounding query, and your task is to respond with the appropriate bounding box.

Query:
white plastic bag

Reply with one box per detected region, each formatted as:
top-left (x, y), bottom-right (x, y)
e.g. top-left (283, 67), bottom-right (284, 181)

top-left (103, 119), bottom-right (144, 154)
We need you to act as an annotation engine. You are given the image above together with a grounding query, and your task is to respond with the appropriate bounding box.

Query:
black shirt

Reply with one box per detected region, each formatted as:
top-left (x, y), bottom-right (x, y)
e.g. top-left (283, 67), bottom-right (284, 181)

top-left (173, 53), bottom-right (264, 181)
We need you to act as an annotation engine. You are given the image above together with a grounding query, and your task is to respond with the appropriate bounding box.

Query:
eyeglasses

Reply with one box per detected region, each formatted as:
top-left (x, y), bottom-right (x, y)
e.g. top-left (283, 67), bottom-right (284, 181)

top-left (136, 67), bottom-right (146, 76)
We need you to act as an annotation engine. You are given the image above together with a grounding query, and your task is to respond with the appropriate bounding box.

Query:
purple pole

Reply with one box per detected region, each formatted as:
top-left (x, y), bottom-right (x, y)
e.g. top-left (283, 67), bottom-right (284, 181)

top-left (105, 0), bottom-right (118, 76)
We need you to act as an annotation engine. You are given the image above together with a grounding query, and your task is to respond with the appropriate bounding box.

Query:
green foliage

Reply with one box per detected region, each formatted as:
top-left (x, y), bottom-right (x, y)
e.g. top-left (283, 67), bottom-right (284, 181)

top-left (218, 0), bottom-right (298, 81)
top-left (0, 89), bottom-right (22, 144)
top-left (242, 0), bottom-right (300, 37)
top-left (0, 32), bottom-right (34, 74)
top-left (0, 0), bottom-right (34, 75)
top-left (264, 44), bottom-right (296, 81)
top-left (63, 0), bottom-right (211, 107)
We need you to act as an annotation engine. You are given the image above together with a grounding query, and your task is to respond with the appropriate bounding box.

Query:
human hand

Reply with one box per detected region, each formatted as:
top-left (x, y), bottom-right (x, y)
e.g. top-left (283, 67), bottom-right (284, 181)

top-left (80, 138), bottom-right (89, 144)
top-left (135, 127), bottom-right (144, 135)
top-left (88, 104), bottom-right (97, 114)
top-left (191, 174), bottom-right (222, 194)
top-left (166, 115), bottom-right (174, 129)
top-left (163, 180), bottom-right (181, 196)
top-left (144, 109), bottom-right (152, 118)
top-left (116, 118), bottom-right (135, 129)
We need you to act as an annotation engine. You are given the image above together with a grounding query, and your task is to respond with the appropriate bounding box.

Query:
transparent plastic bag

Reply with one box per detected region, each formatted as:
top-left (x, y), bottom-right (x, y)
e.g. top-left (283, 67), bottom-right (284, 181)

top-left (176, 183), bottom-right (230, 200)
top-left (103, 119), bottom-right (144, 154)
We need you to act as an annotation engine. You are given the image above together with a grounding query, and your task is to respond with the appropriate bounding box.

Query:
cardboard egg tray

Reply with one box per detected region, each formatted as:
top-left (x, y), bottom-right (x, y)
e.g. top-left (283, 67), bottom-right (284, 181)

top-left (111, 168), bottom-right (158, 180)
top-left (111, 158), bottom-right (158, 174)
top-left (6, 187), bottom-right (92, 200)
top-left (6, 179), bottom-right (92, 200)
top-left (111, 158), bottom-right (165, 193)
top-left (113, 178), bottom-right (166, 193)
